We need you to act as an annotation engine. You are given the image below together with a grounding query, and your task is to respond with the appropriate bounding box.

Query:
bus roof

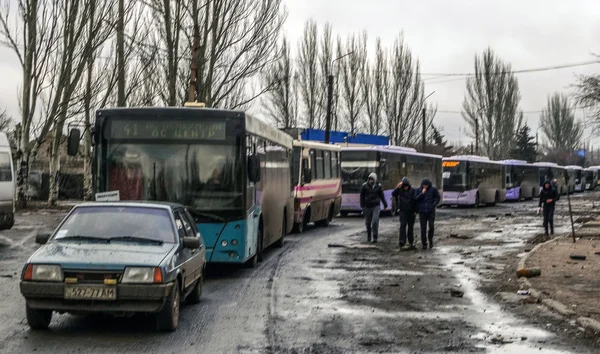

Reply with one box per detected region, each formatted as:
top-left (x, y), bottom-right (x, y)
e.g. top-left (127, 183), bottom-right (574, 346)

top-left (341, 145), bottom-right (442, 159)
top-left (245, 115), bottom-right (292, 149)
top-left (564, 165), bottom-right (584, 170)
top-left (532, 162), bottom-right (563, 168)
top-left (293, 140), bottom-right (341, 151)
top-left (443, 155), bottom-right (503, 164)
top-left (500, 159), bottom-right (529, 165)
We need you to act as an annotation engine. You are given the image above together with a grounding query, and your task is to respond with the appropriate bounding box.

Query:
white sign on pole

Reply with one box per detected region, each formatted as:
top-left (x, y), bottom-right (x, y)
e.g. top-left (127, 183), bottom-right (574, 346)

top-left (95, 190), bottom-right (120, 202)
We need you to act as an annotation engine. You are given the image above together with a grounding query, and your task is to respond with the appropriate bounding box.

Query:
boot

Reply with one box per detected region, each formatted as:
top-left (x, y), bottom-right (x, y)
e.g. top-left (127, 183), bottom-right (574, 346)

top-left (367, 231), bottom-right (372, 243)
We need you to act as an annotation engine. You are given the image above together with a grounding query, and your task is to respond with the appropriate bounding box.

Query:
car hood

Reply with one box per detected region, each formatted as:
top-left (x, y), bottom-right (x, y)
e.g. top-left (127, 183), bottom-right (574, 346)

top-left (28, 241), bottom-right (177, 271)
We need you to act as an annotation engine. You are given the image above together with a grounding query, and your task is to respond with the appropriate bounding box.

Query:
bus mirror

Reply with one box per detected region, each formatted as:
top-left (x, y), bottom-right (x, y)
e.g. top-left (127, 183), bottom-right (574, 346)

top-left (303, 169), bottom-right (312, 184)
top-left (67, 128), bottom-right (81, 156)
top-left (248, 155), bottom-right (261, 183)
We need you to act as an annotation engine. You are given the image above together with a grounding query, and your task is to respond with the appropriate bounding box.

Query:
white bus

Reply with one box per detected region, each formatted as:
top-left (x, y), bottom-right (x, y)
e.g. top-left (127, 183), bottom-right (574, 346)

top-left (565, 165), bottom-right (584, 192)
top-left (533, 162), bottom-right (567, 195)
top-left (0, 132), bottom-right (14, 230)
top-left (290, 140), bottom-right (341, 232)
top-left (442, 155), bottom-right (505, 207)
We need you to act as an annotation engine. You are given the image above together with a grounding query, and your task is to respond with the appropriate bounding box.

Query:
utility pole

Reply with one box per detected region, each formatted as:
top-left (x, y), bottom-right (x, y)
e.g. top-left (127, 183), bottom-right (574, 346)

top-left (116, 0), bottom-right (125, 106)
top-left (475, 118), bottom-right (479, 155)
top-left (470, 143), bottom-right (474, 155)
top-left (324, 74), bottom-right (334, 144)
top-left (325, 51), bottom-right (354, 144)
top-left (421, 107), bottom-right (426, 152)
top-left (187, 7), bottom-right (200, 103)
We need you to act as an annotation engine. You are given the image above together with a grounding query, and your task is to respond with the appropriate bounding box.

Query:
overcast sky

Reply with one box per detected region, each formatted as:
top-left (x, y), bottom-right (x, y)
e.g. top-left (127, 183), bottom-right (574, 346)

top-left (284, 0), bottom-right (600, 146)
top-left (1, 0), bottom-right (599, 147)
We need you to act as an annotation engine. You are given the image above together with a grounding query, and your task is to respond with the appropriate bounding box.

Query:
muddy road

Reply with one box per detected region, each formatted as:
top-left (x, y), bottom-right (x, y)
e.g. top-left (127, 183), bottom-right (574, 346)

top-left (0, 195), bottom-right (599, 353)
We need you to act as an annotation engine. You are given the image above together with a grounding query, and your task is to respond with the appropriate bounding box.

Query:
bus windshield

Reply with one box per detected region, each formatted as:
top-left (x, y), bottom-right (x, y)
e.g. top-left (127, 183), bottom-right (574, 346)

top-left (341, 151), bottom-right (378, 193)
top-left (106, 142), bottom-right (243, 218)
top-left (442, 161), bottom-right (468, 192)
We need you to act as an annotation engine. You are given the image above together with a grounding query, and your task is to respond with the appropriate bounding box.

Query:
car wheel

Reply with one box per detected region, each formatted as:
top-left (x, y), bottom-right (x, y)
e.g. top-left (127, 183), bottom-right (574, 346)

top-left (26, 303), bottom-right (52, 330)
top-left (156, 280), bottom-right (180, 332)
top-left (186, 275), bottom-right (203, 305)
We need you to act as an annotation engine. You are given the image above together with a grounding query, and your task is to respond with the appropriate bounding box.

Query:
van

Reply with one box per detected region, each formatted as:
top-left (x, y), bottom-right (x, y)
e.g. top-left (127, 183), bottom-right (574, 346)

top-left (0, 132), bottom-right (14, 230)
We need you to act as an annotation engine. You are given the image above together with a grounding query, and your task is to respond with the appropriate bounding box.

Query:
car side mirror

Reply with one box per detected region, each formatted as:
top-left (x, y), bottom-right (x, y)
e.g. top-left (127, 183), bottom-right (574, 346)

top-left (303, 168), bottom-right (312, 184)
top-left (247, 155), bottom-right (261, 183)
top-left (35, 233), bottom-right (51, 245)
top-left (182, 237), bottom-right (200, 249)
top-left (67, 128), bottom-right (81, 156)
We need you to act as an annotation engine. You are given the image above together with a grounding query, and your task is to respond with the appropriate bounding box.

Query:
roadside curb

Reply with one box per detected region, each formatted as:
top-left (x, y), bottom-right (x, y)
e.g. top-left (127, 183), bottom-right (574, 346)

top-left (517, 235), bottom-right (600, 335)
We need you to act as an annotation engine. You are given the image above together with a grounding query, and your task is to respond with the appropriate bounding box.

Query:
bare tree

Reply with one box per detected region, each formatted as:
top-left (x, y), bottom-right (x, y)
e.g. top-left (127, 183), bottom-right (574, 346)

top-left (540, 93), bottom-right (583, 154)
top-left (574, 55), bottom-right (600, 132)
top-left (338, 32), bottom-right (367, 134)
top-left (0, 0), bottom-right (61, 207)
top-left (384, 33), bottom-right (424, 146)
top-left (261, 37), bottom-right (298, 129)
top-left (316, 22), bottom-right (333, 130)
top-left (362, 37), bottom-right (385, 135)
top-left (0, 109), bottom-right (14, 132)
top-left (297, 20), bottom-right (320, 128)
top-left (462, 47), bottom-right (523, 159)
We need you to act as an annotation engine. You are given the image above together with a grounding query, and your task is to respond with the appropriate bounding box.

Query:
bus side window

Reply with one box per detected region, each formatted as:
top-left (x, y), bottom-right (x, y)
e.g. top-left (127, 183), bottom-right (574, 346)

top-left (310, 150), bottom-right (317, 181)
top-left (324, 151), bottom-right (331, 179)
top-left (315, 150), bottom-right (324, 180)
top-left (331, 152), bottom-right (339, 178)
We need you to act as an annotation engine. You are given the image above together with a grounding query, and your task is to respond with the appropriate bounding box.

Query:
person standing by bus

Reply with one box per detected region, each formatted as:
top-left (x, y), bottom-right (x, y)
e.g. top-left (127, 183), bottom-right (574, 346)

top-left (538, 180), bottom-right (558, 236)
top-left (360, 173), bottom-right (388, 243)
top-left (415, 178), bottom-right (440, 250)
top-left (392, 177), bottom-right (417, 250)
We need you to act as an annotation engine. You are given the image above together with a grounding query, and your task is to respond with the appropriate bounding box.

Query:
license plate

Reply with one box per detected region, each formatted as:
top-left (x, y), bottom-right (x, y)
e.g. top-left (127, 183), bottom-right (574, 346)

top-left (64, 286), bottom-right (117, 301)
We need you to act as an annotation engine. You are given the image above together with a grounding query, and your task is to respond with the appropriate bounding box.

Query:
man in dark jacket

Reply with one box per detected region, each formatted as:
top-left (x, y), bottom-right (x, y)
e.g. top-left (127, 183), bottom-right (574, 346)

top-left (360, 172), bottom-right (388, 243)
top-left (415, 178), bottom-right (441, 249)
top-left (538, 180), bottom-right (558, 236)
top-left (392, 177), bottom-right (417, 249)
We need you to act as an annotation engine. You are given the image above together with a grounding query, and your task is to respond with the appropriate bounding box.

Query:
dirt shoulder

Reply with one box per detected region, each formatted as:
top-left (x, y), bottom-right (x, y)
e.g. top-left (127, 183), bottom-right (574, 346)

top-left (525, 232), bottom-right (600, 324)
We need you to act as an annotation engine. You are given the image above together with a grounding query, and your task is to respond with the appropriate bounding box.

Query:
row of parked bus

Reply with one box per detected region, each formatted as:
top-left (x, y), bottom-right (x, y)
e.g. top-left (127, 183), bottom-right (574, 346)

top-left (64, 107), bottom-right (599, 267)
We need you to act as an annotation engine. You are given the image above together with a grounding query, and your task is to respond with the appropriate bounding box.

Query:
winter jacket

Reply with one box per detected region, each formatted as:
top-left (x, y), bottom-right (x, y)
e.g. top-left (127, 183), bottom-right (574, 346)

top-left (550, 179), bottom-right (560, 200)
top-left (539, 181), bottom-right (558, 208)
top-left (391, 177), bottom-right (417, 213)
top-left (360, 173), bottom-right (388, 209)
top-left (415, 178), bottom-right (441, 214)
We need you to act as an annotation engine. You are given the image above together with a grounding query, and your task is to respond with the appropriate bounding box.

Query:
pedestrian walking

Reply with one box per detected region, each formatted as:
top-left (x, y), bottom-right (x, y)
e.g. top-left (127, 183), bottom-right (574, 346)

top-left (539, 180), bottom-right (558, 236)
top-left (360, 173), bottom-right (388, 243)
top-left (415, 178), bottom-right (441, 250)
top-left (392, 177), bottom-right (417, 250)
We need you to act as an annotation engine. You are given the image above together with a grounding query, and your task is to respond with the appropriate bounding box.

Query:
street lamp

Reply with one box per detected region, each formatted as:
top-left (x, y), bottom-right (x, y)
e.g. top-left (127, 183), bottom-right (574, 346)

top-left (421, 91), bottom-right (435, 152)
top-left (324, 51), bottom-right (354, 144)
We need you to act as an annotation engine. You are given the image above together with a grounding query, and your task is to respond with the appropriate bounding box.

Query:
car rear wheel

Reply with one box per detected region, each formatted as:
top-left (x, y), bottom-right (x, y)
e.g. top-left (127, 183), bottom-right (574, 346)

top-left (156, 280), bottom-right (180, 332)
top-left (186, 273), bottom-right (203, 305)
top-left (26, 304), bottom-right (52, 330)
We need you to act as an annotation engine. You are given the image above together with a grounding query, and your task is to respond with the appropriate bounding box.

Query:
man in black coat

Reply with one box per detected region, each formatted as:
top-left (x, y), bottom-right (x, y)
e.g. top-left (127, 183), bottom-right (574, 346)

top-left (539, 180), bottom-right (558, 236)
top-left (415, 178), bottom-right (441, 250)
top-left (360, 172), bottom-right (388, 243)
top-left (392, 177), bottom-right (417, 249)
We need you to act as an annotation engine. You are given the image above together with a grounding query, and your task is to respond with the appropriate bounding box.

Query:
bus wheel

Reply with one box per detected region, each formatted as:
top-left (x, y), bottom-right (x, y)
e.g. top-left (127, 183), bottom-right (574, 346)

top-left (274, 217), bottom-right (285, 248)
top-left (473, 193), bottom-right (480, 208)
top-left (292, 221), bottom-right (304, 233)
top-left (257, 223), bottom-right (264, 262)
top-left (340, 211), bottom-right (349, 217)
top-left (0, 213), bottom-right (13, 231)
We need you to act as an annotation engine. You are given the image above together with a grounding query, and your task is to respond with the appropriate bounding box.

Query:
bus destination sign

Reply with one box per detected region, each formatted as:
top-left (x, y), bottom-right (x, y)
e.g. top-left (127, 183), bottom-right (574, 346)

top-left (442, 161), bottom-right (460, 168)
top-left (109, 119), bottom-right (226, 140)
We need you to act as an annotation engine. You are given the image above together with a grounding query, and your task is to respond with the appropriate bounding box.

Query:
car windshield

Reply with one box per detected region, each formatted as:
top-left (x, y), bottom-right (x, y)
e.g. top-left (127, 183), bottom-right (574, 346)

top-left (54, 206), bottom-right (176, 243)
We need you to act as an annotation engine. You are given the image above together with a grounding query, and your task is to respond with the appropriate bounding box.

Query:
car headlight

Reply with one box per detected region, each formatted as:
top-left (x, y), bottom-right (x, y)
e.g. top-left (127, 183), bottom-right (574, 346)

top-left (122, 267), bottom-right (162, 284)
top-left (23, 264), bottom-right (63, 282)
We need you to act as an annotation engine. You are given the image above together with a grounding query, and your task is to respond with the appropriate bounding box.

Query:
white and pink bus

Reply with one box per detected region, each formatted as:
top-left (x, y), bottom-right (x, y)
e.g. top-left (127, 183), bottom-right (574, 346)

top-left (291, 140), bottom-right (342, 233)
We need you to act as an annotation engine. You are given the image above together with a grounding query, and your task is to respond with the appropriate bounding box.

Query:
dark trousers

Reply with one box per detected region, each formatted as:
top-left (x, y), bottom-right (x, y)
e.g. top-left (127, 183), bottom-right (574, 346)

top-left (419, 212), bottom-right (435, 248)
top-left (399, 211), bottom-right (416, 246)
top-left (543, 204), bottom-right (555, 235)
top-left (363, 206), bottom-right (380, 241)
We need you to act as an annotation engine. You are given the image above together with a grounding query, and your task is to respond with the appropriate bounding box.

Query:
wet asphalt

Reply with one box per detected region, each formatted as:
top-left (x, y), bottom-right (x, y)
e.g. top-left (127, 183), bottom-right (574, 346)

top-left (0, 195), bottom-right (599, 353)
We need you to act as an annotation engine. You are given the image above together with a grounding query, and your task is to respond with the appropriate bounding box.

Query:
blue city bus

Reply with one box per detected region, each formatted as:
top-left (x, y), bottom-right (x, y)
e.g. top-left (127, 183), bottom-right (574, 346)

top-left (66, 106), bottom-right (294, 267)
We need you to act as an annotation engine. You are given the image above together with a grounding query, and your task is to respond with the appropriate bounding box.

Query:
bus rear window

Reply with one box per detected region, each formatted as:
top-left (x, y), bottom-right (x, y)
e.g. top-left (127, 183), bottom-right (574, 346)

top-left (0, 152), bottom-right (12, 182)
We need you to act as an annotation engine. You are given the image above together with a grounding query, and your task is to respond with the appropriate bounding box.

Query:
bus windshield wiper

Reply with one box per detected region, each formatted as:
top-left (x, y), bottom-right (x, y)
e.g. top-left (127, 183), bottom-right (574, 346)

top-left (108, 236), bottom-right (164, 245)
top-left (189, 211), bottom-right (225, 223)
top-left (56, 235), bottom-right (110, 243)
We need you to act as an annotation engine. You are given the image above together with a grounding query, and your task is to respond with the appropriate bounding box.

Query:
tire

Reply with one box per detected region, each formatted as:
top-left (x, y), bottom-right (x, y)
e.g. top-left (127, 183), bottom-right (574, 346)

top-left (340, 211), bottom-right (349, 217)
top-left (518, 189), bottom-right (522, 201)
top-left (292, 221), bottom-right (304, 234)
top-left (274, 217), bottom-right (285, 248)
top-left (156, 280), bottom-right (180, 332)
top-left (0, 213), bottom-right (14, 230)
top-left (489, 192), bottom-right (498, 206)
top-left (26, 304), bottom-right (52, 330)
top-left (473, 193), bottom-right (480, 208)
top-left (256, 223), bottom-right (264, 262)
top-left (186, 270), bottom-right (203, 305)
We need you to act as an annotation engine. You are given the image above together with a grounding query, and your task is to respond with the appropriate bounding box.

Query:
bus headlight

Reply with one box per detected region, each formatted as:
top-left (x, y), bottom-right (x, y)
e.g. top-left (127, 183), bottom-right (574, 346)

top-left (221, 240), bottom-right (228, 247)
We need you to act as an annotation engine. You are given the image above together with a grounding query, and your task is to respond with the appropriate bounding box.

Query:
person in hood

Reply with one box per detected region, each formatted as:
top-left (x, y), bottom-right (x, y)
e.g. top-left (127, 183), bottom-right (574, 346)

top-left (539, 180), bottom-right (558, 236)
top-left (392, 177), bottom-right (417, 249)
top-left (415, 178), bottom-right (441, 250)
top-left (360, 172), bottom-right (388, 243)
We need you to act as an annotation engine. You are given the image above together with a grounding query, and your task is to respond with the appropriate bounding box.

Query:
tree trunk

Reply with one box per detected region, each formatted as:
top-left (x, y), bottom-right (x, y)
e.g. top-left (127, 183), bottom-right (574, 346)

top-left (47, 128), bottom-right (62, 206)
top-left (116, 0), bottom-right (125, 106)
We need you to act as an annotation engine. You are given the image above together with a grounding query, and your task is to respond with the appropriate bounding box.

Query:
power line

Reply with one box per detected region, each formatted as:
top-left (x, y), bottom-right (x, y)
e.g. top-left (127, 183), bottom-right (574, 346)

top-left (421, 60), bottom-right (598, 77)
